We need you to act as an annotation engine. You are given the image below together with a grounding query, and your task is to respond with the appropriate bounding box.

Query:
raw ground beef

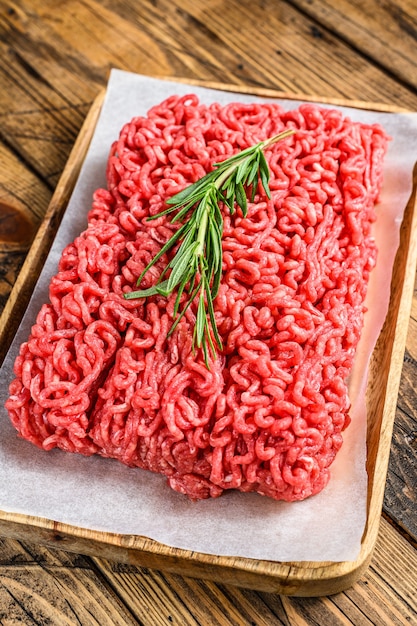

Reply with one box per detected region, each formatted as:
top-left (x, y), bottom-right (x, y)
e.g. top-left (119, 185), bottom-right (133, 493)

top-left (6, 96), bottom-right (389, 501)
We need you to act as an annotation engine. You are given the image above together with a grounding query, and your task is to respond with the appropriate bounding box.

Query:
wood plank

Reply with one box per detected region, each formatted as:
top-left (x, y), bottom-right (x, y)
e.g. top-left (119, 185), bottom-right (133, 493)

top-left (2, 0), bottom-right (417, 131)
top-left (383, 279), bottom-right (417, 540)
top-left (0, 4), bottom-right (101, 106)
top-left (92, 518), bottom-right (417, 626)
top-left (94, 0), bottom-right (417, 107)
top-left (0, 140), bottom-right (52, 316)
top-left (384, 406), bottom-right (417, 540)
top-left (0, 89), bottom-right (104, 364)
top-left (0, 538), bottom-right (138, 625)
top-left (92, 564), bottom-right (279, 626)
top-left (0, 40), bottom-right (92, 189)
top-left (0, 250), bottom-right (27, 316)
top-left (290, 0), bottom-right (417, 92)
top-left (368, 518), bottom-right (417, 613)
top-left (0, 142), bottom-right (51, 226)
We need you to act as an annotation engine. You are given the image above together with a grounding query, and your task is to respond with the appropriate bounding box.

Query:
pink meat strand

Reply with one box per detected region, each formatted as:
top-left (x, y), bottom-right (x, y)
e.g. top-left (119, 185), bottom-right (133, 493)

top-left (6, 96), bottom-right (389, 501)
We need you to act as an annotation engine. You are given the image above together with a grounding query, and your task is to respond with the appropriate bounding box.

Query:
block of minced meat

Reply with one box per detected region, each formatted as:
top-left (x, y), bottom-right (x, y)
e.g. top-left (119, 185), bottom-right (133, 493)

top-left (6, 96), bottom-right (389, 501)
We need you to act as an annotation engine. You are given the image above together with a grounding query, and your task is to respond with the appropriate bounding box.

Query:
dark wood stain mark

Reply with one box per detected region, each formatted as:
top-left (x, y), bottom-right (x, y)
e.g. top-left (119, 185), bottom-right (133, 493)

top-left (0, 202), bottom-right (36, 247)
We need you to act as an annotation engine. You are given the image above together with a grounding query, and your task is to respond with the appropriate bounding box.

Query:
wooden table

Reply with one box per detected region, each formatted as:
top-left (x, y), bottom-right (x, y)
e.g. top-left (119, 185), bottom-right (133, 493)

top-left (0, 1), bottom-right (416, 623)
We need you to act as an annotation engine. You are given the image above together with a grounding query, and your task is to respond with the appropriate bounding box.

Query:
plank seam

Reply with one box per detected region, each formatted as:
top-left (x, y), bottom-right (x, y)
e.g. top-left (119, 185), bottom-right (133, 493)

top-left (284, 0), bottom-right (417, 98)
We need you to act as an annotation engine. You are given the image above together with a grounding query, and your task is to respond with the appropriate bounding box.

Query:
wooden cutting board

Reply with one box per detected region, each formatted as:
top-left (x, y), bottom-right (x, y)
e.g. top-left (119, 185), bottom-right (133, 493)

top-left (0, 83), bottom-right (416, 596)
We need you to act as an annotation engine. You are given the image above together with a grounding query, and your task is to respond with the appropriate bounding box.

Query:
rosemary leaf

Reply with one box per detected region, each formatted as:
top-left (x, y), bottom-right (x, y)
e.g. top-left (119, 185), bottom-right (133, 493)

top-left (235, 181), bottom-right (247, 216)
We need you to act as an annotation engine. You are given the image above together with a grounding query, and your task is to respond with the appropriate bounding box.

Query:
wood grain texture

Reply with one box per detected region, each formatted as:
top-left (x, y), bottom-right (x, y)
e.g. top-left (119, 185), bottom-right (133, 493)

top-left (384, 317), bottom-right (417, 540)
top-left (290, 0), bottom-right (417, 92)
top-left (0, 89), bottom-right (104, 364)
top-left (383, 273), bottom-right (417, 540)
top-left (1, 517), bottom-right (415, 625)
top-left (91, 518), bottom-right (417, 626)
top-left (0, 139), bottom-right (52, 310)
top-left (0, 539), bottom-right (138, 625)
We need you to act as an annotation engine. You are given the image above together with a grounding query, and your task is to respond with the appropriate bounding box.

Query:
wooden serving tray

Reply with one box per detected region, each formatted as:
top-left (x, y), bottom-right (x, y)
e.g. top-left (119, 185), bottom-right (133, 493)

top-left (0, 82), bottom-right (416, 597)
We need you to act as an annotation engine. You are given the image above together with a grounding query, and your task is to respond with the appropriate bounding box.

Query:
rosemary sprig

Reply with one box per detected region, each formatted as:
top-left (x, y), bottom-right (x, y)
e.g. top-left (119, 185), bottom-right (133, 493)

top-left (124, 128), bottom-right (295, 366)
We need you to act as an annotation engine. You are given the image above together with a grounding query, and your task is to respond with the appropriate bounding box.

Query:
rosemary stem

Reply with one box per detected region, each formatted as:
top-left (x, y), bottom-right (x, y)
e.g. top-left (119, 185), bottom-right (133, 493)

top-left (261, 128), bottom-right (295, 149)
top-left (215, 160), bottom-right (243, 188)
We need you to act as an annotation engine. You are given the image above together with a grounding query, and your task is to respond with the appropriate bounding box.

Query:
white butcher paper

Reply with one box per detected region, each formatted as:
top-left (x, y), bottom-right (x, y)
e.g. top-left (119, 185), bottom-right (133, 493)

top-left (1, 69), bottom-right (417, 562)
